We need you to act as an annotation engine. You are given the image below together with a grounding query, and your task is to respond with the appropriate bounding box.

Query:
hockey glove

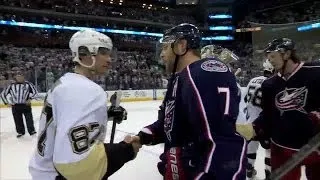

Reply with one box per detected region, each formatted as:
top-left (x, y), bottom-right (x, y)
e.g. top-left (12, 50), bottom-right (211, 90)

top-left (137, 129), bottom-right (164, 145)
top-left (309, 110), bottom-right (320, 132)
top-left (308, 110), bottom-right (320, 153)
top-left (102, 141), bottom-right (135, 178)
top-left (137, 104), bottom-right (165, 145)
top-left (108, 106), bottom-right (127, 124)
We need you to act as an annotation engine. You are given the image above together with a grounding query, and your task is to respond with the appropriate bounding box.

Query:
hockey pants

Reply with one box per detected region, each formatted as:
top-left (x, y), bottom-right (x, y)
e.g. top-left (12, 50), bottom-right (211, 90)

top-left (271, 141), bottom-right (320, 180)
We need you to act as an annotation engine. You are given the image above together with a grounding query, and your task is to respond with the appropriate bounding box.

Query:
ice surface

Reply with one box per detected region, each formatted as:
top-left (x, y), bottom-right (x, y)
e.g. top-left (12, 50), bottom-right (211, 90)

top-left (0, 100), bottom-right (306, 180)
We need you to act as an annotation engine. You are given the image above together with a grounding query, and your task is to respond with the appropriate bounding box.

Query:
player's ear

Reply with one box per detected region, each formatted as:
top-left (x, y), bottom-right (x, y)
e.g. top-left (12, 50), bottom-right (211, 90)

top-left (181, 39), bottom-right (188, 51)
top-left (174, 39), bottom-right (187, 55)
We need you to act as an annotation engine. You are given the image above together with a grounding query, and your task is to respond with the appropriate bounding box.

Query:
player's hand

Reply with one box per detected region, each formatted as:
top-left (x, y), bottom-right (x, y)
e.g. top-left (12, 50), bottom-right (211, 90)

top-left (309, 111), bottom-right (320, 134)
top-left (236, 123), bottom-right (255, 140)
top-left (124, 135), bottom-right (141, 144)
top-left (123, 135), bottom-right (142, 158)
top-left (235, 68), bottom-right (241, 76)
top-left (311, 111), bottom-right (320, 152)
top-left (309, 111), bottom-right (320, 126)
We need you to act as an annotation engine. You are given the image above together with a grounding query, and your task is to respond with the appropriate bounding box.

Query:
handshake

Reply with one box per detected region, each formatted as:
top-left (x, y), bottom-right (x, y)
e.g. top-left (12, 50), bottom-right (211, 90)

top-left (123, 135), bottom-right (142, 158)
top-left (121, 129), bottom-right (155, 158)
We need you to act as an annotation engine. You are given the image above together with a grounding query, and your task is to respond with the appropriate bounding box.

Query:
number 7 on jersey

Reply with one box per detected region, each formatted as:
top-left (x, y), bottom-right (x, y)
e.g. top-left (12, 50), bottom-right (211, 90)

top-left (218, 87), bottom-right (230, 115)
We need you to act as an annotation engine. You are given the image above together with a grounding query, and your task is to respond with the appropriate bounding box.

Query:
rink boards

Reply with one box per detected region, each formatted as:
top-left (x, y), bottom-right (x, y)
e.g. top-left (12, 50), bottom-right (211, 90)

top-left (0, 88), bottom-right (247, 108)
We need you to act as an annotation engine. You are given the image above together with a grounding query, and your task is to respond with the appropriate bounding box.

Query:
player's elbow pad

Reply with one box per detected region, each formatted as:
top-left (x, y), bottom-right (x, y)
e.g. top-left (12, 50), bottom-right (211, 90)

top-left (103, 142), bottom-right (135, 177)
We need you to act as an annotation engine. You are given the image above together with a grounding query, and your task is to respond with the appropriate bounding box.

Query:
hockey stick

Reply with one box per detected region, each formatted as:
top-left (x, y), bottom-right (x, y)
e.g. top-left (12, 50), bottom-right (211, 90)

top-left (109, 90), bottom-right (122, 144)
top-left (268, 131), bottom-right (320, 180)
top-left (110, 119), bottom-right (117, 144)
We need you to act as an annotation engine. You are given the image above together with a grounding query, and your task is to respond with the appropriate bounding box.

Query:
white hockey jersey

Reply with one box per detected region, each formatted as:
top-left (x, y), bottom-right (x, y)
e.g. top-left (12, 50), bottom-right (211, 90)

top-left (236, 83), bottom-right (247, 124)
top-left (243, 76), bottom-right (267, 123)
top-left (29, 73), bottom-right (108, 180)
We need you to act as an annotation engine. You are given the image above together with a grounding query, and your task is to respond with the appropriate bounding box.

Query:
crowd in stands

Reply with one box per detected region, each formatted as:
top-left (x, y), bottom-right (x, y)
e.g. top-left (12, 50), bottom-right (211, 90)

top-left (0, 31), bottom-right (262, 91)
top-left (0, 0), bottom-right (199, 27)
top-left (0, 44), bottom-right (166, 92)
top-left (247, 0), bottom-right (320, 24)
top-left (235, 0), bottom-right (320, 84)
top-left (1, 31), bottom-right (318, 92)
top-left (237, 0), bottom-right (320, 26)
top-left (1, 0), bottom-right (319, 92)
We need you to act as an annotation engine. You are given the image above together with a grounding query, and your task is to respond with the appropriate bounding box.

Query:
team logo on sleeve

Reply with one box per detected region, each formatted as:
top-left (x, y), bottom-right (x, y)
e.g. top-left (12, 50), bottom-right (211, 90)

top-left (164, 100), bottom-right (175, 142)
top-left (275, 87), bottom-right (308, 113)
top-left (164, 77), bottom-right (179, 142)
top-left (201, 60), bottom-right (228, 72)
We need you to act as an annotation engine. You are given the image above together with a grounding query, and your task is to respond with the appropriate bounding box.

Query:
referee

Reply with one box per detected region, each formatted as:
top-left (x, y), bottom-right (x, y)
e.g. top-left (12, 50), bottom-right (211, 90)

top-left (0, 72), bottom-right (38, 138)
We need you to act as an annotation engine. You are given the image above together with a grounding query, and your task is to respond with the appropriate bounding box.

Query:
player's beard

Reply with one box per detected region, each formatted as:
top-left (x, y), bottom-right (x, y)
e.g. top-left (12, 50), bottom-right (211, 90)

top-left (166, 58), bottom-right (176, 74)
top-left (273, 60), bottom-right (284, 72)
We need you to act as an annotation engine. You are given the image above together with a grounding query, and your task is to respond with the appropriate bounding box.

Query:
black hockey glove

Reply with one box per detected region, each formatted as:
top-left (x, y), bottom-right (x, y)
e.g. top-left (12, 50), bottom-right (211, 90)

top-left (308, 110), bottom-right (320, 152)
top-left (137, 104), bottom-right (165, 145)
top-left (309, 110), bottom-right (320, 132)
top-left (102, 141), bottom-right (135, 178)
top-left (108, 106), bottom-right (127, 124)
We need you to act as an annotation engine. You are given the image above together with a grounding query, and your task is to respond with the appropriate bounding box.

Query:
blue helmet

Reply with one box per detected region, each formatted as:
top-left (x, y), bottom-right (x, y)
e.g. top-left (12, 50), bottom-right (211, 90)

top-left (161, 23), bottom-right (201, 49)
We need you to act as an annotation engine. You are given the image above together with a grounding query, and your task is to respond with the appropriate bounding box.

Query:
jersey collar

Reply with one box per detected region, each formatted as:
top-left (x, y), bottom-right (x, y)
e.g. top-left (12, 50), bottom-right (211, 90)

top-left (277, 62), bottom-right (304, 81)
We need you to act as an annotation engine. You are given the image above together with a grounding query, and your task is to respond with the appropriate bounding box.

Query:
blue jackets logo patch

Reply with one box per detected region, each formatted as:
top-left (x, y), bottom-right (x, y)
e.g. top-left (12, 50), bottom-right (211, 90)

top-left (275, 87), bottom-right (308, 114)
top-left (201, 60), bottom-right (228, 72)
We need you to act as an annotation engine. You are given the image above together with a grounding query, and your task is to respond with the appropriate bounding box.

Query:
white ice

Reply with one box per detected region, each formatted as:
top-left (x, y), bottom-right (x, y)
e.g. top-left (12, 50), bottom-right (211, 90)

top-left (0, 101), bottom-right (306, 180)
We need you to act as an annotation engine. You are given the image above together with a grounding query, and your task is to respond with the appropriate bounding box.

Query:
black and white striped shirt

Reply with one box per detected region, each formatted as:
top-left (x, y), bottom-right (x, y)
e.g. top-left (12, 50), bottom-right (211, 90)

top-left (0, 81), bottom-right (38, 105)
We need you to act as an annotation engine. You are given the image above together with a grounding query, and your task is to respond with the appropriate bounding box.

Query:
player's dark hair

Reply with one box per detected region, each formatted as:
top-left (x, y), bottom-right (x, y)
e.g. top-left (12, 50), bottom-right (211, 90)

top-left (290, 50), bottom-right (300, 63)
top-left (73, 46), bottom-right (91, 67)
top-left (191, 48), bottom-right (201, 57)
top-left (78, 46), bottom-right (91, 57)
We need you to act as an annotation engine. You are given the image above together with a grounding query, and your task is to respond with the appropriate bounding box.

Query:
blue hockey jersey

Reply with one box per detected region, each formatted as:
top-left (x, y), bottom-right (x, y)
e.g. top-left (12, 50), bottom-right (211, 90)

top-left (142, 58), bottom-right (247, 180)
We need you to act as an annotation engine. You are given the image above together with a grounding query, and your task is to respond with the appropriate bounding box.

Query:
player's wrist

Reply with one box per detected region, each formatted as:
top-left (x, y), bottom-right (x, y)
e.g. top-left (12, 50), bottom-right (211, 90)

top-left (137, 131), bottom-right (153, 145)
top-left (105, 142), bottom-right (135, 160)
top-left (103, 142), bottom-right (135, 177)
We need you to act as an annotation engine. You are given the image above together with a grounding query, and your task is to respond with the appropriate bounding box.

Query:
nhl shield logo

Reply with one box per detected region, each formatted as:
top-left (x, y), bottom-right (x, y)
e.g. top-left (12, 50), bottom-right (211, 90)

top-left (201, 60), bottom-right (228, 72)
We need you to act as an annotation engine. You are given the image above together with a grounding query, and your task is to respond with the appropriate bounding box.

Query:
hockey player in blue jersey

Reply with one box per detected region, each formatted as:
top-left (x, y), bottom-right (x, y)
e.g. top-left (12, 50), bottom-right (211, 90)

top-left (127, 23), bottom-right (247, 180)
top-left (253, 38), bottom-right (320, 180)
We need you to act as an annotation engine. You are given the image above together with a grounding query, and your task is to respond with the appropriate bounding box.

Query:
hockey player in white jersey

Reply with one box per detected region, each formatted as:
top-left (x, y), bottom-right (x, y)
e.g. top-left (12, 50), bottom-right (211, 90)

top-left (29, 29), bottom-right (141, 180)
top-left (244, 59), bottom-right (274, 179)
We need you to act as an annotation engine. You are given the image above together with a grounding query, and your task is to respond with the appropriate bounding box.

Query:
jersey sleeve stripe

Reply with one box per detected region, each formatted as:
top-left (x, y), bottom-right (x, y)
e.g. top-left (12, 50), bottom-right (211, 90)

top-left (141, 127), bottom-right (153, 135)
top-left (232, 134), bottom-right (247, 180)
top-left (27, 81), bottom-right (38, 98)
top-left (302, 66), bottom-right (320, 68)
top-left (186, 66), bottom-right (215, 178)
top-left (0, 85), bottom-right (11, 104)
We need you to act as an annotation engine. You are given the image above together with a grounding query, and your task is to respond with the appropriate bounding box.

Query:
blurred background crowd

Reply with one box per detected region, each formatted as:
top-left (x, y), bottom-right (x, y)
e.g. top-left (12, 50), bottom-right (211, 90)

top-left (0, 0), bottom-right (319, 92)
